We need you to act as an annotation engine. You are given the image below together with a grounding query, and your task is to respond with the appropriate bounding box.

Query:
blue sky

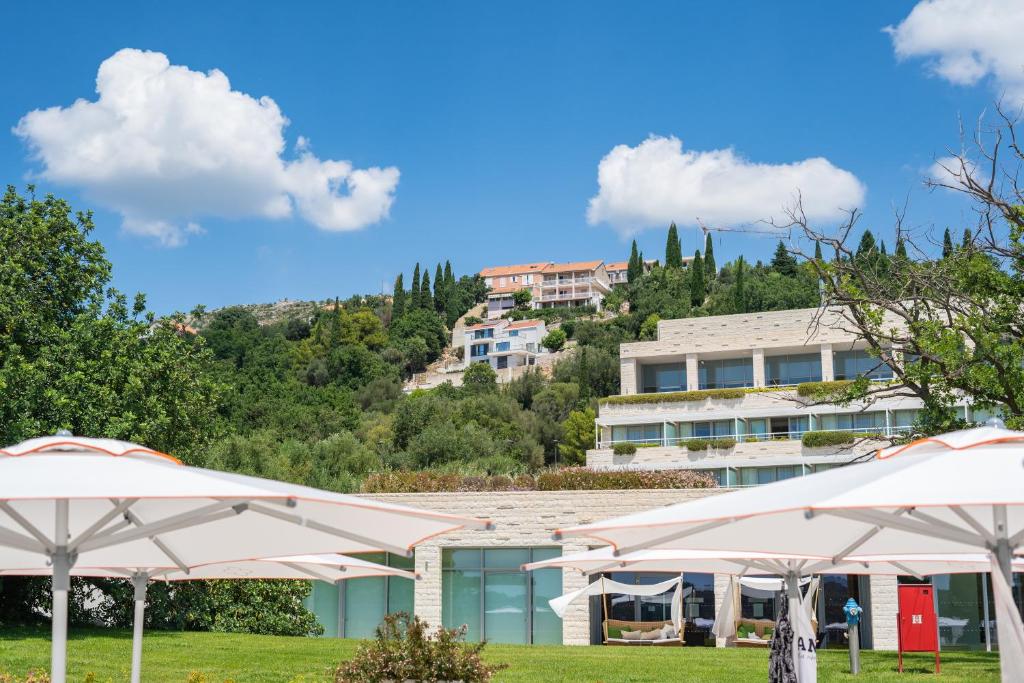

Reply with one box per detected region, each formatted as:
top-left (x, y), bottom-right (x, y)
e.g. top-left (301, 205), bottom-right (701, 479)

top-left (0, 1), bottom-right (1013, 314)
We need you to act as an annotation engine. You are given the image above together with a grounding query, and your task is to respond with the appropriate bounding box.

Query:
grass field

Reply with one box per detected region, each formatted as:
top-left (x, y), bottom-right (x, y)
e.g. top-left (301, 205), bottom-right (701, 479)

top-left (0, 628), bottom-right (1001, 682)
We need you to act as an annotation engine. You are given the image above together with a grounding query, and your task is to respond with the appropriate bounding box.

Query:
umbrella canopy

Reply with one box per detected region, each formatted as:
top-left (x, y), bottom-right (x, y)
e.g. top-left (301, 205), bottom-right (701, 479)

top-left (554, 424), bottom-right (1024, 682)
top-left (0, 435), bottom-right (490, 683)
top-left (524, 547), bottom-right (1022, 578)
top-left (554, 425), bottom-right (1024, 559)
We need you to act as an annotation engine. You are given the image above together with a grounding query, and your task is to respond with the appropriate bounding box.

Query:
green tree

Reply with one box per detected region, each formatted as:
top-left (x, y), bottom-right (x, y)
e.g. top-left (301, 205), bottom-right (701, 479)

top-left (895, 236), bottom-right (909, 260)
top-left (814, 241), bottom-right (824, 262)
top-left (434, 263), bottom-right (445, 314)
top-left (703, 232), bottom-right (716, 281)
top-left (639, 313), bottom-right (660, 340)
top-left (770, 240), bottom-right (798, 277)
top-left (665, 223), bottom-right (682, 268)
top-left (513, 288), bottom-right (532, 310)
top-left (444, 260), bottom-right (454, 290)
top-left (542, 328), bottom-right (567, 351)
top-left (942, 228), bottom-right (954, 258)
top-left (733, 256), bottom-right (747, 313)
top-left (419, 270), bottom-right (433, 311)
top-left (559, 407), bottom-right (596, 465)
top-left (410, 263), bottom-right (421, 310)
top-left (689, 250), bottom-right (705, 307)
top-left (392, 273), bottom-right (406, 320)
top-left (463, 361), bottom-right (498, 392)
top-left (962, 227), bottom-right (973, 251)
top-left (856, 229), bottom-right (877, 256)
top-left (627, 240), bottom-right (642, 282)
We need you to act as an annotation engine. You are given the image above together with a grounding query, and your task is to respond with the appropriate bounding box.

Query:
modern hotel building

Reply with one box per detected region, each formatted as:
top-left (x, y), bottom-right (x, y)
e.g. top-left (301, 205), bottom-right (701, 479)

top-left (305, 308), bottom-right (1010, 653)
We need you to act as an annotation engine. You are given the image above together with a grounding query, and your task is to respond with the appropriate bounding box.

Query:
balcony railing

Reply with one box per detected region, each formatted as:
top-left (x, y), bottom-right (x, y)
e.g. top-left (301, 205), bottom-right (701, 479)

top-left (541, 276), bottom-right (595, 287)
top-left (597, 425), bottom-right (914, 449)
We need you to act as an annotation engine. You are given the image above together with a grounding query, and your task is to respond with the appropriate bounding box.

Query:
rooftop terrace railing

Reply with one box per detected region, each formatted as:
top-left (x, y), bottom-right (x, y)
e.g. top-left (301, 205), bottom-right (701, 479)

top-left (597, 425), bottom-right (915, 450)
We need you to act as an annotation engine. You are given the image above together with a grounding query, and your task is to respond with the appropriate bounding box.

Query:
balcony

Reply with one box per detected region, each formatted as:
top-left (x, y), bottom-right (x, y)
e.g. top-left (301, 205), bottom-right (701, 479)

top-left (490, 341), bottom-right (539, 356)
top-left (541, 276), bottom-right (595, 287)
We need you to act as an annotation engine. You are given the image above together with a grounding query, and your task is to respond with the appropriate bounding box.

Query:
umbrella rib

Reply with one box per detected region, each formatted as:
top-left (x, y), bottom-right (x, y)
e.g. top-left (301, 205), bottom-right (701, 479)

top-left (888, 561), bottom-right (925, 581)
top-left (244, 502), bottom-right (414, 557)
top-left (70, 499), bottom-right (138, 549)
top-left (1007, 527), bottom-right (1024, 550)
top-left (0, 502), bottom-right (56, 553)
top-left (0, 526), bottom-right (43, 553)
top-left (822, 509), bottom-right (983, 549)
top-left (907, 508), bottom-right (990, 544)
top-left (77, 501), bottom-right (247, 553)
top-left (612, 518), bottom-right (732, 557)
top-left (826, 507), bottom-right (911, 563)
top-left (947, 506), bottom-right (997, 546)
top-left (123, 510), bottom-right (190, 574)
top-left (279, 561), bottom-right (336, 583)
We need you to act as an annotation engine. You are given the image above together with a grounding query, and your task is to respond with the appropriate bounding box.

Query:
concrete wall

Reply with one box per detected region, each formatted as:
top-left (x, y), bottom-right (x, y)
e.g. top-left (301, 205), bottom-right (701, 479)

top-left (362, 488), bottom-right (720, 645)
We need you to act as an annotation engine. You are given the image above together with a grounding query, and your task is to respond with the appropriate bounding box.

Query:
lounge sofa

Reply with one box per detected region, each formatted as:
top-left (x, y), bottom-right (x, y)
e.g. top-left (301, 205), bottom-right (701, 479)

top-left (734, 618), bottom-right (775, 647)
top-left (603, 619), bottom-right (684, 646)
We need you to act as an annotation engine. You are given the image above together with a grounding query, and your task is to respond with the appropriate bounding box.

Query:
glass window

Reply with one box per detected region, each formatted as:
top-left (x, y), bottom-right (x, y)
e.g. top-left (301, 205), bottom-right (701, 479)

top-left (765, 353), bottom-right (822, 386)
top-left (641, 363), bottom-right (686, 393)
top-left (471, 343), bottom-right (489, 357)
top-left (615, 424), bottom-right (662, 444)
top-left (698, 357), bottom-right (754, 389)
top-left (495, 341), bottom-right (510, 351)
top-left (833, 349), bottom-right (893, 381)
top-left (757, 468), bottom-right (777, 485)
top-left (690, 420), bottom-right (734, 439)
top-left (835, 411), bottom-right (886, 432)
top-left (788, 416), bottom-right (810, 436)
top-left (442, 548), bottom-right (561, 644)
top-left (776, 466), bottom-right (798, 481)
top-left (304, 581), bottom-right (340, 638)
top-left (739, 468), bottom-right (758, 487)
top-left (496, 356), bottom-right (508, 369)
top-left (746, 418), bottom-right (768, 441)
top-left (508, 330), bottom-right (519, 337)
top-left (343, 552), bottom-right (416, 638)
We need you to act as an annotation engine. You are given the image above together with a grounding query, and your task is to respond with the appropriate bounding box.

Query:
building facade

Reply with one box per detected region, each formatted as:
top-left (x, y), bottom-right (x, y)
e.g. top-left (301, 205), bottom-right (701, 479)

top-left (463, 318), bottom-right (547, 373)
top-left (480, 260), bottom-right (613, 318)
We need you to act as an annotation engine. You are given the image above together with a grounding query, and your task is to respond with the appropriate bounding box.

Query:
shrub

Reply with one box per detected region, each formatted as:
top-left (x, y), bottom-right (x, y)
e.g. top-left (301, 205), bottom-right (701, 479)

top-left (536, 467), bottom-right (716, 491)
top-left (361, 467), bottom-right (716, 492)
top-left (602, 388), bottom-right (746, 405)
top-left (0, 672), bottom-right (51, 683)
top-left (801, 430), bottom-right (881, 448)
top-left (796, 380), bottom-right (853, 397)
top-left (335, 613), bottom-right (503, 683)
top-left (612, 442), bottom-right (638, 455)
top-left (682, 437), bottom-right (737, 451)
top-left (542, 328), bottom-right (567, 352)
top-left (463, 361), bottom-right (497, 391)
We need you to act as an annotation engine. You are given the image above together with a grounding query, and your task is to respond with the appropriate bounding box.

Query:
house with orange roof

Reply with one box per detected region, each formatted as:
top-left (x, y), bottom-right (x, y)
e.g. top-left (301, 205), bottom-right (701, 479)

top-left (479, 259), bottom-right (614, 317)
top-left (463, 318), bottom-right (548, 374)
top-left (605, 258), bottom-right (663, 287)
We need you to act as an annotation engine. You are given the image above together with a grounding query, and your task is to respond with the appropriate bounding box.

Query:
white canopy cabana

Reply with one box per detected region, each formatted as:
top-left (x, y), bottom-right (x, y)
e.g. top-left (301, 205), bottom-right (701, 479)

top-left (554, 424), bottom-right (1024, 682)
top-left (2, 553), bottom-right (417, 683)
top-left (548, 575), bottom-right (687, 629)
top-left (0, 435), bottom-right (492, 683)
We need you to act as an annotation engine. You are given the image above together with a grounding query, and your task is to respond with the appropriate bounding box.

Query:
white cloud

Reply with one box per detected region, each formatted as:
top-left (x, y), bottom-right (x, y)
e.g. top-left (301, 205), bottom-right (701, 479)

top-left (586, 135), bottom-right (865, 234)
top-left (14, 48), bottom-right (399, 246)
top-left (886, 0), bottom-right (1024, 106)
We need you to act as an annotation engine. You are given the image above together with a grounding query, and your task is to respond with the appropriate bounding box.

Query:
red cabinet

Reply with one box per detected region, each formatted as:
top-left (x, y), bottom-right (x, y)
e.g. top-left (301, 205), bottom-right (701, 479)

top-left (897, 584), bottom-right (940, 673)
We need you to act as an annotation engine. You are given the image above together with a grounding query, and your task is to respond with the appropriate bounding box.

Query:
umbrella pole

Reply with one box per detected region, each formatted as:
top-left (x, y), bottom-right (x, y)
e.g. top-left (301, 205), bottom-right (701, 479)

top-left (785, 570), bottom-right (802, 683)
top-left (130, 573), bottom-right (148, 683)
top-left (992, 504), bottom-right (1020, 683)
top-left (51, 500), bottom-right (70, 683)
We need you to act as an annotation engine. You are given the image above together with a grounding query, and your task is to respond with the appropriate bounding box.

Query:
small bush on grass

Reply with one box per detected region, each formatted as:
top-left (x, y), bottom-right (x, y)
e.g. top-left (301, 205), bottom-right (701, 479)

top-left (335, 612), bottom-right (504, 683)
top-left (612, 442), bottom-right (637, 455)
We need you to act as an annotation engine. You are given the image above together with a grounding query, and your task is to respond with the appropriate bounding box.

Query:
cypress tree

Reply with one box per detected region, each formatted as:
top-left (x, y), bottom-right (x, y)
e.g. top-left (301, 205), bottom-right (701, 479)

top-left (880, 240), bottom-right (888, 256)
top-left (942, 228), bottom-right (954, 258)
top-left (627, 240), bottom-right (641, 282)
top-left (733, 256), bottom-right (746, 313)
top-left (392, 273), bottom-right (406, 320)
top-left (895, 236), bottom-right (908, 260)
top-left (770, 241), bottom-right (798, 277)
top-left (856, 229), bottom-right (877, 257)
top-left (814, 240), bottom-right (824, 262)
top-left (665, 223), bottom-right (682, 268)
top-left (420, 270), bottom-right (433, 311)
top-left (703, 232), bottom-right (716, 280)
top-left (410, 263), bottom-right (421, 309)
top-left (962, 228), bottom-right (972, 251)
top-left (690, 250), bottom-right (705, 307)
top-left (434, 263), bottom-right (445, 313)
top-left (444, 260), bottom-right (454, 289)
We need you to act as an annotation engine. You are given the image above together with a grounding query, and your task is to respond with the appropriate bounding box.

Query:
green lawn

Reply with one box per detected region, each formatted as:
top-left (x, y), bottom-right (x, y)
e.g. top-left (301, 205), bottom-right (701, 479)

top-left (0, 628), bottom-right (1001, 682)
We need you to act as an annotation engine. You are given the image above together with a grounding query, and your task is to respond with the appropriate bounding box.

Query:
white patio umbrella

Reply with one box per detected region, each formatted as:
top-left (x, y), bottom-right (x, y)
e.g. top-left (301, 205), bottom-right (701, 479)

top-left (2, 554), bottom-right (418, 683)
top-left (554, 423), bottom-right (1024, 681)
top-left (0, 435), bottom-right (492, 683)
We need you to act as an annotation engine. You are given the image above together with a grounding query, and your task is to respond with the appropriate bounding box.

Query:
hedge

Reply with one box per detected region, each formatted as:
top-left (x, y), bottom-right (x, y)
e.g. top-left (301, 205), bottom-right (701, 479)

top-left (800, 430), bottom-right (883, 448)
top-left (361, 468), bottom-right (716, 493)
top-left (612, 442), bottom-right (638, 455)
top-left (682, 437), bottom-right (737, 451)
top-left (796, 380), bottom-right (853, 397)
top-left (602, 388), bottom-right (745, 405)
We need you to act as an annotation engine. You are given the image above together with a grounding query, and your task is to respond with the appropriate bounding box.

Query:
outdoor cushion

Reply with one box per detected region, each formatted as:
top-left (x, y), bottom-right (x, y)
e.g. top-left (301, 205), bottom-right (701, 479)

top-left (661, 625), bottom-right (677, 639)
top-left (621, 630), bottom-right (643, 641)
top-left (641, 628), bottom-right (664, 640)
